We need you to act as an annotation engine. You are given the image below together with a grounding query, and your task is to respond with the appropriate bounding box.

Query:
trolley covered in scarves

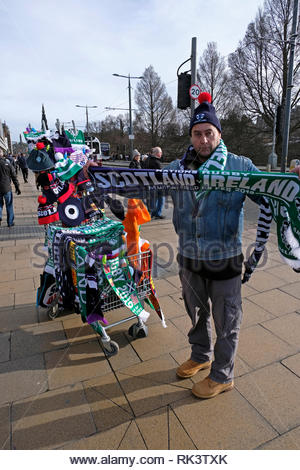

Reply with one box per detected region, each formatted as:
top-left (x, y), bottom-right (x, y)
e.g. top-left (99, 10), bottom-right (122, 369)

top-left (37, 216), bottom-right (166, 356)
top-left (23, 126), bottom-right (166, 357)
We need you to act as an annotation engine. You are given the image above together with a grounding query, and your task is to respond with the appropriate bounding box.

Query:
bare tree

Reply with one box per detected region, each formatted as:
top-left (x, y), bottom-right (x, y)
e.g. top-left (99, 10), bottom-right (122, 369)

top-left (135, 65), bottom-right (174, 146)
top-left (228, 0), bottom-right (300, 155)
top-left (197, 42), bottom-right (230, 116)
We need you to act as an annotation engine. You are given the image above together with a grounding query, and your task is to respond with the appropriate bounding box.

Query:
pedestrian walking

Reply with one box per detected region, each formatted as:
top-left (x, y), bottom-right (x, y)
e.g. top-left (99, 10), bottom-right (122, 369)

top-left (17, 153), bottom-right (29, 183)
top-left (144, 147), bottom-right (165, 219)
top-left (129, 149), bottom-right (141, 169)
top-left (0, 149), bottom-right (21, 227)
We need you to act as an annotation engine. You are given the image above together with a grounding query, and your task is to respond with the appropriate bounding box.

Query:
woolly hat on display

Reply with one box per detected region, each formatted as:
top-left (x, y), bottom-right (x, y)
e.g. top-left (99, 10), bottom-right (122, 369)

top-left (189, 92), bottom-right (222, 135)
top-left (55, 156), bottom-right (83, 180)
top-left (58, 197), bottom-right (85, 227)
top-left (27, 146), bottom-right (55, 172)
top-left (37, 195), bottom-right (59, 225)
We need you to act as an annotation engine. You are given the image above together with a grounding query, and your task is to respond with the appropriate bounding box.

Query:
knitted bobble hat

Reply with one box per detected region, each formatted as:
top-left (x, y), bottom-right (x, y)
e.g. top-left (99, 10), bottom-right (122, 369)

top-left (189, 92), bottom-right (222, 135)
top-left (37, 195), bottom-right (59, 225)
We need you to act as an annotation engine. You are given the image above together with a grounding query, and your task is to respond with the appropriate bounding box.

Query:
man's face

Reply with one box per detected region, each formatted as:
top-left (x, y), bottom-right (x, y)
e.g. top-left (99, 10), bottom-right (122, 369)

top-left (191, 123), bottom-right (221, 160)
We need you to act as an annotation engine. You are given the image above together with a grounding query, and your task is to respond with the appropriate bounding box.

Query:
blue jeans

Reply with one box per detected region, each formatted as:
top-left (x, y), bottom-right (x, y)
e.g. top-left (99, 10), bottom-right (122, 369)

top-left (150, 192), bottom-right (165, 217)
top-left (0, 191), bottom-right (14, 226)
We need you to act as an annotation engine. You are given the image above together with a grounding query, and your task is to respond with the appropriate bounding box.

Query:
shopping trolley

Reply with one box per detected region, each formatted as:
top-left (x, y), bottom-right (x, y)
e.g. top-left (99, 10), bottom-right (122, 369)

top-left (37, 219), bottom-right (165, 357)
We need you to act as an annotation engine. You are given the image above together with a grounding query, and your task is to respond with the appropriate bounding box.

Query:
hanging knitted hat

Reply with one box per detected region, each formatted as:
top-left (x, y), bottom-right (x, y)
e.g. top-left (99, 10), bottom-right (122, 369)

top-left (58, 197), bottom-right (85, 226)
top-left (55, 156), bottom-right (83, 180)
top-left (37, 195), bottom-right (59, 225)
top-left (27, 146), bottom-right (55, 171)
top-left (51, 130), bottom-right (73, 154)
top-left (41, 173), bottom-right (75, 204)
top-left (189, 92), bottom-right (222, 135)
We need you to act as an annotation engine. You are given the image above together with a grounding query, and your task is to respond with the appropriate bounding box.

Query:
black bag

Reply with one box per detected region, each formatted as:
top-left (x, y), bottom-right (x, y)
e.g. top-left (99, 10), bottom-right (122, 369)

top-left (37, 272), bottom-right (58, 308)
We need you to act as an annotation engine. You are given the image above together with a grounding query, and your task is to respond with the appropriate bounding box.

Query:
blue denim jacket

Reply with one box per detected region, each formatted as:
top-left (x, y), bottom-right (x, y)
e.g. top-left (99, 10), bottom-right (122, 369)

top-left (166, 152), bottom-right (261, 260)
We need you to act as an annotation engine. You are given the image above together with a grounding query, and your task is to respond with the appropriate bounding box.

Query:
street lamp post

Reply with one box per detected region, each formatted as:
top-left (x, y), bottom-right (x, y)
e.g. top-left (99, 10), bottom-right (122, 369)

top-left (75, 104), bottom-right (98, 147)
top-left (112, 73), bottom-right (143, 160)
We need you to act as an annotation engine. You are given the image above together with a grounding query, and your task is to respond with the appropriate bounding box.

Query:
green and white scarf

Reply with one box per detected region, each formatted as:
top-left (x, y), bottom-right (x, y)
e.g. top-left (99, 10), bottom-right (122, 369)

top-left (197, 140), bottom-right (300, 270)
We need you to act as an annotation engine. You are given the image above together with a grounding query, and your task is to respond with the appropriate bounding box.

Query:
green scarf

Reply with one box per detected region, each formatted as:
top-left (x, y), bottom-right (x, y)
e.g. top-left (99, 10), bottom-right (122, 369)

top-left (197, 140), bottom-right (300, 270)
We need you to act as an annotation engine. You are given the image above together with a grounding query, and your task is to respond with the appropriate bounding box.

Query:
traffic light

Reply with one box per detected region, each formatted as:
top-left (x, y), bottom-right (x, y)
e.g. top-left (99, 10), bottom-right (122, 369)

top-left (177, 72), bottom-right (191, 109)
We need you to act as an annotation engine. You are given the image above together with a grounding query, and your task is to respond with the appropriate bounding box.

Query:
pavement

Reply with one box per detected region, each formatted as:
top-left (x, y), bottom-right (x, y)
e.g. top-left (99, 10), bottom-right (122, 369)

top-left (1, 172), bottom-right (300, 450)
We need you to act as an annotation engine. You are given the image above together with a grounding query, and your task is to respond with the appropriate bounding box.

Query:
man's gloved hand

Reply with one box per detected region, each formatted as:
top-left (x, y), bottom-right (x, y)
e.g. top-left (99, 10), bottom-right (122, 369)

top-left (242, 248), bottom-right (264, 284)
top-left (16, 188), bottom-right (21, 195)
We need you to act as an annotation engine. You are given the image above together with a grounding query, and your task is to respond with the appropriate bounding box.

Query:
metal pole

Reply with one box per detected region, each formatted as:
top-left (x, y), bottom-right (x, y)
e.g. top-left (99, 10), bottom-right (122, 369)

top-left (128, 74), bottom-right (133, 160)
top-left (281, 0), bottom-right (299, 172)
top-left (190, 37), bottom-right (197, 118)
top-left (86, 105), bottom-right (89, 135)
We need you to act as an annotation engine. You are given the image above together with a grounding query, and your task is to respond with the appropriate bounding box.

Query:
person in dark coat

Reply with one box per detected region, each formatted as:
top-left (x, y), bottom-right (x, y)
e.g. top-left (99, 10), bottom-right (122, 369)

top-left (143, 147), bottom-right (165, 219)
top-left (17, 153), bottom-right (29, 182)
top-left (129, 149), bottom-right (141, 169)
top-left (0, 150), bottom-right (21, 227)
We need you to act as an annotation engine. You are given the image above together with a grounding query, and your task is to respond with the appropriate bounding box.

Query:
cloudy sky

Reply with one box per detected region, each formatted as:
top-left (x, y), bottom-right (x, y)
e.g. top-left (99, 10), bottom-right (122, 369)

top-left (0, 0), bottom-right (264, 142)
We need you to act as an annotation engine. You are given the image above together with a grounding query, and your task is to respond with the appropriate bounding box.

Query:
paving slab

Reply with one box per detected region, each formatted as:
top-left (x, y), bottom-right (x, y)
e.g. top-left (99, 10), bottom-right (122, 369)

top-left (0, 307), bottom-right (37, 336)
top-left (83, 373), bottom-right (133, 433)
top-left (241, 298), bottom-right (275, 328)
top-left (12, 383), bottom-right (96, 449)
top-left (280, 281), bottom-right (300, 300)
top-left (258, 425), bottom-right (300, 449)
top-left (169, 407), bottom-right (197, 449)
top-left (0, 354), bottom-right (47, 404)
top-left (62, 317), bottom-right (98, 344)
top-left (235, 363), bottom-right (300, 434)
top-left (248, 289), bottom-right (300, 316)
top-left (0, 293), bottom-right (14, 308)
top-left (241, 283), bottom-right (258, 298)
top-left (171, 389), bottom-right (277, 449)
top-left (60, 422), bottom-right (131, 450)
top-left (261, 313), bottom-right (300, 348)
top-left (15, 290), bottom-right (36, 306)
top-left (118, 420), bottom-right (147, 450)
top-left (238, 325), bottom-right (296, 369)
top-left (154, 278), bottom-right (178, 297)
top-left (282, 352), bottom-right (300, 377)
top-left (106, 332), bottom-right (141, 371)
top-left (0, 270), bottom-right (15, 282)
top-left (125, 320), bottom-right (186, 362)
top-left (45, 340), bottom-right (111, 389)
top-left (11, 322), bottom-right (68, 359)
top-left (0, 332), bottom-right (10, 363)
top-left (116, 369), bottom-right (190, 418)
top-left (0, 404), bottom-right (10, 449)
top-left (247, 271), bottom-right (287, 292)
top-left (135, 406), bottom-right (169, 449)
top-left (156, 294), bottom-right (186, 321)
top-left (115, 354), bottom-right (194, 390)
top-left (266, 264), bottom-right (300, 283)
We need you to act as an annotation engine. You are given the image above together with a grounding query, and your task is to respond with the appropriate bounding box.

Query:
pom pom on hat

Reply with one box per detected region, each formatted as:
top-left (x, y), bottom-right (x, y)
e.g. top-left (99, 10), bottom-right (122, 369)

top-left (38, 195), bottom-right (47, 204)
top-left (36, 142), bottom-right (45, 150)
top-left (198, 92), bottom-right (212, 104)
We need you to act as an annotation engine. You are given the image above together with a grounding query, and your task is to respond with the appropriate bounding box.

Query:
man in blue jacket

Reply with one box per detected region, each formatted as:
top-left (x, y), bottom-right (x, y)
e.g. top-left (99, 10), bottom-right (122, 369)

top-left (169, 95), bottom-right (263, 398)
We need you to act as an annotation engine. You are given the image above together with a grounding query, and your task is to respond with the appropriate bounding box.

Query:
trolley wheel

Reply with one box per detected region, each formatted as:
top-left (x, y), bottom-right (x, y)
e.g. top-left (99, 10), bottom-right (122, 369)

top-left (128, 322), bottom-right (148, 339)
top-left (47, 302), bottom-right (61, 320)
top-left (102, 340), bottom-right (119, 357)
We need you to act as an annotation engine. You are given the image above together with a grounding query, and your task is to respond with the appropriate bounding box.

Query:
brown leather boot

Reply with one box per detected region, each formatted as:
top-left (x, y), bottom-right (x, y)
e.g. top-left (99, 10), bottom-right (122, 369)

top-left (176, 359), bottom-right (212, 378)
top-left (192, 376), bottom-right (234, 398)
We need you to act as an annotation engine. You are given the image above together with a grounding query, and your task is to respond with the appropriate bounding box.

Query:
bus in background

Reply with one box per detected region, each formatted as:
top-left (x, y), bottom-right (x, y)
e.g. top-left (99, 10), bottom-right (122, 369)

top-left (100, 142), bottom-right (110, 159)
